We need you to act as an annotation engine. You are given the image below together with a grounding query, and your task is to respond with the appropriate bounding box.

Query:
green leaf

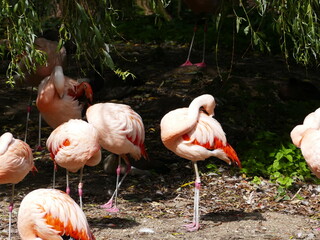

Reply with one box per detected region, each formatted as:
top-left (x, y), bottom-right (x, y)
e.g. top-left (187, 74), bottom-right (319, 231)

top-left (244, 25), bottom-right (250, 35)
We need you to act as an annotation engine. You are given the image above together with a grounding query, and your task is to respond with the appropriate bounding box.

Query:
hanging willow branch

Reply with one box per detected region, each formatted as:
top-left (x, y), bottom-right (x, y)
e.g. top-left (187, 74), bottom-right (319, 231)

top-left (236, 0), bottom-right (320, 67)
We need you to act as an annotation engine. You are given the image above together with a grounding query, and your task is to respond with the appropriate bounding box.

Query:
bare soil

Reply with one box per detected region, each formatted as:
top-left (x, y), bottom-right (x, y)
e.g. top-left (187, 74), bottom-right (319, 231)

top-left (1, 42), bottom-right (320, 240)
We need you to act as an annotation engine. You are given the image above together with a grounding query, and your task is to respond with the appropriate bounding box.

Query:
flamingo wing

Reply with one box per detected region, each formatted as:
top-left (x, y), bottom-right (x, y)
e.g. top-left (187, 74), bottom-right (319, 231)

top-left (161, 102), bottom-right (240, 167)
top-left (17, 188), bottom-right (95, 240)
top-left (123, 106), bottom-right (147, 159)
top-left (46, 119), bottom-right (101, 172)
top-left (86, 103), bottom-right (147, 159)
top-left (0, 133), bottom-right (34, 184)
top-left (298, 129), bottom-right (320, 178)
top-left (36, 67), bottom-right (83, 129)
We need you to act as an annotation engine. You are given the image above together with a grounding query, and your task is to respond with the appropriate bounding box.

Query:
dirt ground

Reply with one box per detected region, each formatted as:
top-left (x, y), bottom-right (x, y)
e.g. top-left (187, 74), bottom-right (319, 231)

top-left (1, 42), bottom-right (320, 240)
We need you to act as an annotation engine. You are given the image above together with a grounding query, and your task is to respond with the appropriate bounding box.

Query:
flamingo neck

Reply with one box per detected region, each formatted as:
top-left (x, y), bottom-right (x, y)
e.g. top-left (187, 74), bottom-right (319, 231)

top-left (53, 66), bottom-right (65, 98)
top-left (188, 94), bottom-right (215, 118)
top-left (0, 133), bottom-right (14, 155)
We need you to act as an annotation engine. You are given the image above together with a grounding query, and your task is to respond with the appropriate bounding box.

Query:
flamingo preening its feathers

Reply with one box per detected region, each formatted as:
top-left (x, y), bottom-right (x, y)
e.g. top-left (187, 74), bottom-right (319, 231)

top-left (46, 119), bottom-right (101, 209)
top-left (160, 94), bottom-right (241, 231)
top-left (86, 102), bottom-right (148, 212)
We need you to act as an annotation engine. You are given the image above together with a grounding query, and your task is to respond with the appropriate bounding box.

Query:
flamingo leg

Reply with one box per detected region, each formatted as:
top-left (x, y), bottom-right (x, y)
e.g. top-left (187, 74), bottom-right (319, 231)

top-left (78, 167), bottom-right (84, 209)
top-left (34, 113), bottom-right (42, 151)
top-left (194, 21), bottom-right (208, 68)
top-left (24, 87), bottom-right (33, 143)
top-left (181, 24), bottom-right (198, 67)
top-left (66, 169), bottom-right (70, 195)
top-left (101, 155), bottom-right (132, 212)
top-left (184, 161), bottom-right (201, 231)
top-left (8, 184), bottom-right (15, 240)
top-left (52, 161), bottom-right (58, 188)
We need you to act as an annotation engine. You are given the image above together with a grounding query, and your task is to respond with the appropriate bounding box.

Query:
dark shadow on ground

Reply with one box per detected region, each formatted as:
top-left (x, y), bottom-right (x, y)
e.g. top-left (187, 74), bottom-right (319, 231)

top-left (203, 210), bottom-right (266, 222)
top-left (88, 216), bottom-right (140, 230)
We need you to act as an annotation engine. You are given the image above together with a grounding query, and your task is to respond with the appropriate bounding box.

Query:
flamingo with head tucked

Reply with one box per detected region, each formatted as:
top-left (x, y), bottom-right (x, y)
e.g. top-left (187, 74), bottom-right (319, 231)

top-left (36, 65), bottom-right (93, 129)
top-left (160, 94), bottom-right (241, 231)
top-left (0, 132), bottom-right (35, 239)
top-left (46, 119), bottom-right (101, 209)
top-left (17, 188), bottom-right (95, 240)
top-left (86, 102), bottom-right (148, 212)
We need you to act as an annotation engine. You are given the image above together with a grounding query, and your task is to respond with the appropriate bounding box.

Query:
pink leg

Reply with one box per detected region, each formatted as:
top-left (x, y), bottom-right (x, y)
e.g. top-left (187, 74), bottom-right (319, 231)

top-left (8, 184), bottom-right (15, 240)
top-left (24, 89), bottom-right (32, 143)
top-left (78, 167), bottom-right (84, 209)
top-left (180, 25), bottom-right (198, 67)
top-left (194, 21), bottom-right (208, 68)
top-left (101, 156), bottom-right (131, 212)
top-left (184, 162), bottom-right (201, 231)
top-left (34, 113), bottom-right (43, 151)
top-left (66, 170), bottom-right (70, 195)
top-left (52, 161), bottom-right (58, 189)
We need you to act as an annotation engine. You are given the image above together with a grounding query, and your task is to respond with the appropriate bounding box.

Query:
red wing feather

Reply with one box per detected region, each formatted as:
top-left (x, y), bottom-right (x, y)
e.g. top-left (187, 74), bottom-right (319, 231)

top-left (182, 134), bottom-right (241, 168)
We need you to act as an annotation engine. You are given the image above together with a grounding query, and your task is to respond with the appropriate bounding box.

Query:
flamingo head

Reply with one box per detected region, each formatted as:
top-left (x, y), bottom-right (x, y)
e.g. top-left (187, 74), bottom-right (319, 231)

top-left (199, 94), bottom-right (216, 117)
top-left (290, 124), bottom-right (309, 148)
top-left (77, 82), bottom-right (93, 105)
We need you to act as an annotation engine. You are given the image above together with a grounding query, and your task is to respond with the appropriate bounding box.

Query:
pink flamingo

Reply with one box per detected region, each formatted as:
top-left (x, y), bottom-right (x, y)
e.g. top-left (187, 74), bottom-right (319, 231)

top-left (17, 188), bottom-right (95, 240)
top-left (181, 0), bottom-right (221, 67)
top-left (0, 132), bottom-right (35, 239)
top-left (160, 94), bottom-right (241, 231)
top-left (46, 119), bottom-right (101, 209)
top-left (17, 37), bottom-right (67, 87)
top-left (291, 108), bottom-right (320, 178)
top-left (86, 102), bottom-right (148, 212)
top-left (36, 65), bottom-right (93, 129)
top-left (17, 37), bottom-right (67, 147)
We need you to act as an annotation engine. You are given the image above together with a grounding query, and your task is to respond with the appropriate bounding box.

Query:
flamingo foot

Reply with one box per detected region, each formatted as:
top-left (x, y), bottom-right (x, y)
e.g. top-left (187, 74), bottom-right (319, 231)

top-left (101, 199), bottom-right (119, 212)
top-left (180, 60), bottom-right (193, 67)
top-left (183, 222), bottom-right (200, 232)
top-left (194, 62), bottom-right (206, 68)
top-left (34, 145), bottom-right (43, 151)
top-left (105, 207), bottom-right (120, 213)
top-left (101, 199), bottom-right (113, 209)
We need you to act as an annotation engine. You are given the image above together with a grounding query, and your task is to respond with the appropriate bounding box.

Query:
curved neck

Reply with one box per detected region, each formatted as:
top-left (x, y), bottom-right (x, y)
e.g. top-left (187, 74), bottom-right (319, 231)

top-left (0, 133), bottom-right (13, 155)
top-left (188, 94), bottom-right (215, 118)
top-left (53, 66), bottom-right (65, 98)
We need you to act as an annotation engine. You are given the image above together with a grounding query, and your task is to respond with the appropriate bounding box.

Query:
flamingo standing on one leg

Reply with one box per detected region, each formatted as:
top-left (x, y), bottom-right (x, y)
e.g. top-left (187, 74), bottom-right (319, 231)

top-left (46, 119), bottom-right (101, 209)
top-left (181, 0), bottom-right (221, 67)
top-left (17, 188), bottom-right (95, 240)
top-left (160, 94), bottom-right (241, 231)
top-left (86, 102), bottom-right (148, 212)
top-left (36, 65), bottom-right (93, 129)
top-left (0, 132), bottom-right (35, 239)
